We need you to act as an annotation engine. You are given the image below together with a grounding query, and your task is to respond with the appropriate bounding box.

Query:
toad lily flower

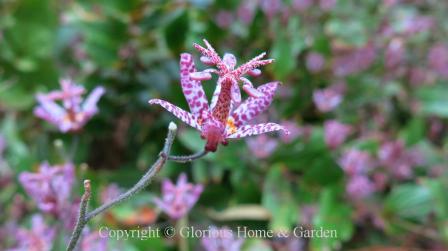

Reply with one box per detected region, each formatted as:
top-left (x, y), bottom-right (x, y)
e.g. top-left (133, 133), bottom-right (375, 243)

top-left (34, 79), bottom-right (105, 133)
top-left (19, 162), bottom-right (75, 216)
top-left (191, 39), bottom-right (273, 106)
top-left (149, 46), bottom-right (289, 152)
top-left (154, 173), bottom-right (203, 220)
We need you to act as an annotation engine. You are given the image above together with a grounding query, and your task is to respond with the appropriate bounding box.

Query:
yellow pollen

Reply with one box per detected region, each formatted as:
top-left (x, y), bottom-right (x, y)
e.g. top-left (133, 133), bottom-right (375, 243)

top-left (197, 118), bottom-right (203, 126)
top-left (226, 117), bottom-right (237, 134)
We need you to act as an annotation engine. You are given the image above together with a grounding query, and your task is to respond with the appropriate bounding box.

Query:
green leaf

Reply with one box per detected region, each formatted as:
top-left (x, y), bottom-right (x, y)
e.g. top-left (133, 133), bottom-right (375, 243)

top-left (385, 184), bottom-right (433, 220)
top-left (164, 9), bottom-right (189, 55)
top-left (399, 117), bottom-right (426, 145)
top-left (311, 186), bottom-right (354, 251)
top-left (262, 165), bottom-right (298, 231)
top-left (416, 85), bottom-right (448, 118)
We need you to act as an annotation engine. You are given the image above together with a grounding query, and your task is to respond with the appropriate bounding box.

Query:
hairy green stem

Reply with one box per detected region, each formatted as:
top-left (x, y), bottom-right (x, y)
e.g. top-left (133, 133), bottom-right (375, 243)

top-left (66, 180), bottom-right (91, 251)
top-left (168, 150), bottom-right (208, 163)
top-left (66, 122), bottom-right (180, 251)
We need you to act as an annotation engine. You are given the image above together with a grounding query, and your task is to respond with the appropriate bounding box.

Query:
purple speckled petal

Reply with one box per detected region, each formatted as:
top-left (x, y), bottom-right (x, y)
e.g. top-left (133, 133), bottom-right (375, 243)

top-left (210, 81), bottom-right (222, 110)
top-left (226, 122), bottom-right (289, 139)
top-left (231, 82), bottom-right (279, 127)
top-left (180, 53), bottom-right (210, 119)
top-left (149, 99), bottom-right (200, 130)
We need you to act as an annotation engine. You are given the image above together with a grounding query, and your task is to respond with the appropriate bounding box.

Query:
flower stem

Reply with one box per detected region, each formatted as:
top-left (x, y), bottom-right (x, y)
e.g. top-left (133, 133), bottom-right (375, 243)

top-left (66, 122), bottom-right (178, 251)
top-left (66, 180), bottom-right (91, 251)
top-left (168, 150), bottom-right (208, 163)
top-left (177, 216), bottom-right (189, 251)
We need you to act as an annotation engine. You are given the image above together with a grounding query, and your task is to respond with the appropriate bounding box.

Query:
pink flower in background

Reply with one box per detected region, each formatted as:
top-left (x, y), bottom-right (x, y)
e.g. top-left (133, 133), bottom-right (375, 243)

top-left (402, 15), bottom-right (433, 35)
top-left (372, 172), bottom-right (388, 191)
top-left (333, 43), bottom-right (376, 76)
top-left (100, 183), bottom-right (122, 204)
top-left (215, 11), bottom-right (233, 29)
top-left (324, 120), bottom-right (352, 149)
top-left (260, 0), bottom-right (283, 19)
top-left (19, 162), bottom-right (74, 215)
top-left (34, 79), bottom-right (105, 133)
top-left (154, 173), bottom-right (203, 220)
top-left (339, 149), bottom-right (373, 176)
top-left (383, 0), bottom-right (400, 8)
top-left (7, 215), bottom-right (55, 251)
top-left (306, 52), bottom-right (325, 73)
top-left (409, 67), bottom-right (432, 86)
top-left (292, 0), bottom-right (313, 12)
top-left (378, 140), bottom-right (423, 180)
top-left (346, 175), bottom-right (375, 199)
top-left (149, 40), bottom-right (288, 152)
top-left (80, 229), bottom-right (108, 251)
top-left (313, 86), bottom-right (343, 112)
top-left (247, 134), bottom-right (278, 159)
top-left (201, 226), bottom-right (244, 251)
top-left (280, 120), bottom-right (302, 143)
top-left (428, 43), bottom-right (448, 79)
top-left (237, 0), bottom-right (258, 25)
top-left (385, 38), bottom-right (405, 71)
top-left (319, 0), bottom-right (337, 11)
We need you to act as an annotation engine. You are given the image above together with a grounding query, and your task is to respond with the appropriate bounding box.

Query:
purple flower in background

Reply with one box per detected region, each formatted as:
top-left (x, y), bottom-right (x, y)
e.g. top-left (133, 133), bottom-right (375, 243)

top-left (346, 175), bottom-right (375, 199)
top-left (260, 0), bottom-right (282, 19)
top-left (401, 15), bottom-right (433, 35)
top-left (409, 67), bottom-right (432, 86)
top-left (7, 215), bottom-right (56, 251)
top-left (80, 228), bottom-right (108, 251)
top-left (246, 134), bottom-right (278, 159)
top-left (149, 40), bottom-right (288, 152)
top-left (333, 43), bottom-right (376, 76)
top-left (306, 52), bottom-right (325, 73)
top-left (100, 183), bottom-right (122, 204)
top-left (215, 11), bottom-right (233, 29)
top-left (339, 149), bottom-right (373, 176)
top-left (34, 79), bottom-right (105, 133)
top-left (280, 120), bottom-right (302, 143)
top-left (237, 0), bottom-right (258, 25)
top-left (19, 162), bottom-right (74, 215)
top-left (383, 0), bottom-right (399, 8)
top-left (385, 38), bottom-right (405, 71)
top-left (319, 0), bottom-right (337, 11)
top-left (428, 43), bottom-right (448, 79)
top-left (201, 226), bottom-right (244, 251)
top-left (313, 85), bottom-right (343, 113)
top-left (324, 120), bottom-right (352, 149)
top-left (292, 0), bottom-right (313, 12)
top-left (378, 140), bottom-right (423, 180)
top-left (154, 173), bottom-right (203, 220)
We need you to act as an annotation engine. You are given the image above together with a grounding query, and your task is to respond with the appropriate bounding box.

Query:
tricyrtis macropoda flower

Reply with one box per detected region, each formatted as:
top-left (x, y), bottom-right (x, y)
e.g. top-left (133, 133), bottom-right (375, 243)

top-left (153, 173), bottom-right (203, 220)
top-left (34, 79), bottom-right (105, 133)
top-left (19, 162), bottom-right (74, 216)
top-left (149, 40), bottom-right (289, 152)
top-left (8, 214), bottom-right (56, 251)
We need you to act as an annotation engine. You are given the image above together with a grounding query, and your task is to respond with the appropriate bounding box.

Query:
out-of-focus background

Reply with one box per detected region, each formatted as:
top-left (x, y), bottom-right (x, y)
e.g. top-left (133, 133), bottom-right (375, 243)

top-left (1, 0), bottom-right (448, 250)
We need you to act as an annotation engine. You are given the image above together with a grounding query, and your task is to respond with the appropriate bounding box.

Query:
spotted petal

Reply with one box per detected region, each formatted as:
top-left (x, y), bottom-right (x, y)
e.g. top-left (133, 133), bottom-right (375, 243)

top-left (231, 82), bottom-right (279, 127)
top-left (180, 53), bottom-right (209, 120)
top-left (210, 81), bottom-right (221, 110)
top-left (226, 123), bottom-right (289, 139)
top-left (149, 99), bottom-right (200, 130)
